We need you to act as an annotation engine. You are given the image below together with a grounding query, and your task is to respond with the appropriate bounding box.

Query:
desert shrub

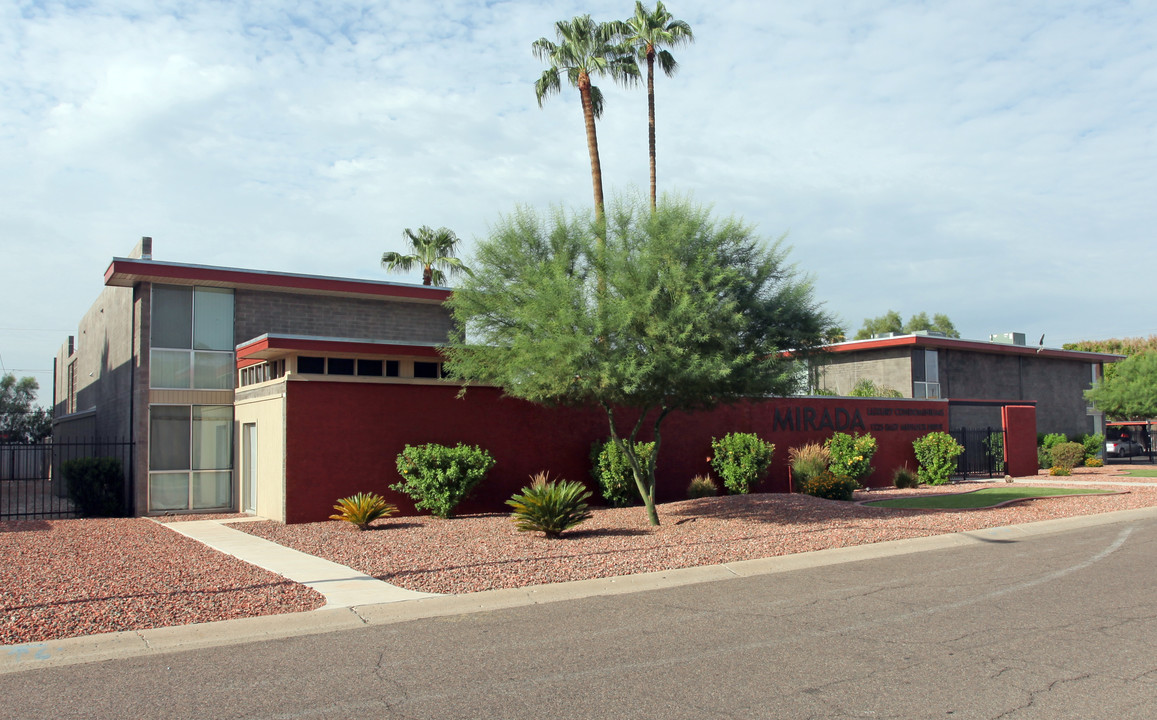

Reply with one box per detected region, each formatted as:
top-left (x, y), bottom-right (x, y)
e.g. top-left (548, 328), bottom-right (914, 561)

top-left (709, 432), bottom-right (775, 495)
top-left (1038, 433), bottom-right (1068, 468)
top-left (788, 442), bottom-right (830, 487)
top-left (798, 470), bottom-right (859, 501)
top-left (912, 431), bottom-right (964, 485)
top-left (392, 443), bottom-right (495, 518)
top-left (686, 475), bottom-right (718, 499)
top-left (892, 467), bottom-right (920, 489)
top-left (1081, 433), bottom-right (1105, 461)
top-left (1050, 441), bottom-right (1085, 471)
top-left (590, 439), bottom-right (654, 507)
top-left (1085, 457), bottom-right (1104, 468)
top-left (1037, 446), bottom-right (1053, 470)
top-left (825, 432), bottom-right (877, 482)
top-left (848, 378), bottom-right (904, 398)
top-left (1049, 465), bottom-right (1072, 476)
top-left (329, 492), bottom-right (397, 530)
top-left (62, 457), bottom-right (124, 517)
top-left (506, 472), bottom-right (593, 539)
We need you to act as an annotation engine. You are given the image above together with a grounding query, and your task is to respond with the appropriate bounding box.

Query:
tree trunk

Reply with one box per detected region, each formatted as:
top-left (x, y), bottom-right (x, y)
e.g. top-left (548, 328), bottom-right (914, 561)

top-left (647, 49), bottom-right (657, 210)
top-left (578, 73), bottom-right (605, 219)
top-left (422, 265), bottom-right (433, 286)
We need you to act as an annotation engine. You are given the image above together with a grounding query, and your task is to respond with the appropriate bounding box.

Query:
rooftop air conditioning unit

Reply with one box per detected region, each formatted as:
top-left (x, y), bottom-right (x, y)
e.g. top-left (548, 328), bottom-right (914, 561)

top-left (989, 332), bottom-right (1027, 346)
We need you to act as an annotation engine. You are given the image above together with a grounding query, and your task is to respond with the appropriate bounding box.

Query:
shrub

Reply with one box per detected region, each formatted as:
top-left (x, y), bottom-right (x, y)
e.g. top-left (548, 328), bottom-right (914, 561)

top-left (62, 457), bottom-right (123, 517)
top-left (709, 432), bottom-right (775, 495)
top-left (506, 472), bottom-right (593, 539)
top-left (1081, 433), bottom-right (1105, 461)
top-left (1038, 433), bottom-right (1068, 468)
top-left (1037, 446), bottom-right (1053, 470)
top-left (1050, 441), bottom-right (1085, 471)
top-left (892, 467), bottom-right (920, 489)
top-left (686, 475), bottom-right (718, 499)
top-left (1085, 457), bottom-right (1104, 468)
top-left (1049, 465), bottom-right (1072, 476)
top-left (590, 439), bottom-right (654, 507)
top-left (329, 492), bottom-right (397, 530)
top-left (798, 470), bottom-right (859, 501)
top-left (825, 432), bottom-right (877, 482)
top-left (391, 443), bottom-right (495, 518)
top-left (912, 431), bottom-right (964, 485)
top-left (848, 378), bottom-right (903, 398)
top-left (788, 442), bottom-right (830, 487)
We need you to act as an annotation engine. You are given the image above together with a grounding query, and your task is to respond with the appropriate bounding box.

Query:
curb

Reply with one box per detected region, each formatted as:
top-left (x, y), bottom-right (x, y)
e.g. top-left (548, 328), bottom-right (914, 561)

top-left (5, 504), bottom-right (1157, 675)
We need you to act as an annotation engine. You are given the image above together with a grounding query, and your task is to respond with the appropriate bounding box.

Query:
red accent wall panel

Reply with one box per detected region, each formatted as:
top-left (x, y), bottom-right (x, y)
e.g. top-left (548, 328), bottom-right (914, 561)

top-left (282, 383), bottom-right (962, 524)
top-left (1002, 405), bottom-right (1038, 478)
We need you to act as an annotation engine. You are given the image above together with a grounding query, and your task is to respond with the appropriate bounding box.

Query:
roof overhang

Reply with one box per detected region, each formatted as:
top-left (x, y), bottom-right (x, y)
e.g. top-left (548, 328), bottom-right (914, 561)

top-left (236, 333), bottom-right (444, 361)
top-left (818, 334), bottom-right (1124, 363)
top-left (104, 257), bottom-right (451, 304)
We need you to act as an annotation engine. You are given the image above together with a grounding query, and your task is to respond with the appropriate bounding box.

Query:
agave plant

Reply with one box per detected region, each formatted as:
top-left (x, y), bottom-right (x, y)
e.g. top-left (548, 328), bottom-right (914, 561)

top-left (506, 472), bottom-right (593, 539)
top-left (329, 492), bottom-right (398, 531)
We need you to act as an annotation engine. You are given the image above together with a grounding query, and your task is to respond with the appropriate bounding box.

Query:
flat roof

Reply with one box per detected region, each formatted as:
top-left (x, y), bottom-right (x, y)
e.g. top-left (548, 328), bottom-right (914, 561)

top-left (822, 334), bottom-right (1124, 363)
top-left (236, 333), bottom-right (444, 361)
top-left (104, 257), bottom-right (450, 304)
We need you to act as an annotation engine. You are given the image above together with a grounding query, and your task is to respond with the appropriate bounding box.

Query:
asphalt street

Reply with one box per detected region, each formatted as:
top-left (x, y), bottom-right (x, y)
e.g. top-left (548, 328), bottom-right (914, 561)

top-left (3, 516), bottom-right (1156, 719)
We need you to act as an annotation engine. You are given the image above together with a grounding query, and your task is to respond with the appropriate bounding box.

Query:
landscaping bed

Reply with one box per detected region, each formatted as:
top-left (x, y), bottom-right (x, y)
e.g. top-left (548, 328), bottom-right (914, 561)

top-left (0, 518), bottom-right (324, 646)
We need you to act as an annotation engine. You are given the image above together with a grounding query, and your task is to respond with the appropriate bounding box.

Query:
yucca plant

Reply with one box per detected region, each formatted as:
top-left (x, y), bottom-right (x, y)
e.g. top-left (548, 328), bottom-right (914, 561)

top-left (329, 492), bottom-right (398, 531)
top-left (507, 472), bottom-right (593, 539)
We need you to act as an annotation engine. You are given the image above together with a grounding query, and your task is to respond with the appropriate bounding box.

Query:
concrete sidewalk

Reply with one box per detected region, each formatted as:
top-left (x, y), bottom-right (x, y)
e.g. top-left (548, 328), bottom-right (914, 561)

top-left (160, 519), bottom-right (440, 608)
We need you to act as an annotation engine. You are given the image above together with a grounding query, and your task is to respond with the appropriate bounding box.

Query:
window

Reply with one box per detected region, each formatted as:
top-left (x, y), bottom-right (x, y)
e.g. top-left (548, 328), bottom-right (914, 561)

top-left (327, 357), bottom-right (355, 376)
top-left (150, 286), bottom-right (234, 390)
top-left (298, 356), bottom-right (325, 374)
top-left (413, 361), bottom-right (441, 379)
top-left (148, 405), bottom-right (233, 511)
top-left (913, 349), bottom-right (941, 399)
top-left (357, 359), bottom-right (383, 377)
top-left (386, 360), bottom-right (400, 377)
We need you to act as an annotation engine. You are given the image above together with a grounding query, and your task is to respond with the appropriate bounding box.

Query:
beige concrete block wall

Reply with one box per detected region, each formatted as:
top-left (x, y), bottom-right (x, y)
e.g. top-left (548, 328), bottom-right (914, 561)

top-left (816, 348), bottom-right (913, 396)
top-left (234, 289), bottom-right (453, 345)
top-left (235, 383), bottom-right (287, 523)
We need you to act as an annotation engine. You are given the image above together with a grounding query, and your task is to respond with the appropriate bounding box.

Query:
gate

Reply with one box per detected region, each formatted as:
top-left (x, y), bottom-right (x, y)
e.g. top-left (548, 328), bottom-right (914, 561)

top-left (950, 427), bottom-right (1005, 479)
top-left (1, 439), bottom-right (133, 521)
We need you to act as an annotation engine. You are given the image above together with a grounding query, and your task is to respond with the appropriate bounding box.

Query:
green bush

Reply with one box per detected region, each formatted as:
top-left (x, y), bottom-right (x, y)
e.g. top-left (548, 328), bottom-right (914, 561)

top-left (892, 467), bottom-right (920, 489)
top-left (1037, 446), bottom-right (1053, 470)
top-left (1038, 433), bottom-right (1068, 468)
top-left (825, 431), bottom-right (877, 482)
top-left (1081, 433), bottom-right (1105, 461)
top-left (590, 439), bottom-right (654, 507)
top-left (1085, 457), bottom-right (1104, 468)
top-left (62, 457), bottom-right (123, 517)
top-left (506, 472), bottom-right (593, 539)
top-left (798, 470), bottom-right (859, 501)
top-left (1049, 465), bottom-right (1072, 476)
top-left (1050, 441), bottom-right (1085, 471)
top-left (788, 442), bottom-right (830, 487)
top-left (912, 432), bottom-right (964, 485)
top-left (709, 432), bottom-right (775, 495)
top-left (391, 443), bottom-right (495, 518)
top-left (686, 475), bottom-right (718, 499)
top-left (329, 492), bottom-right (397, 530)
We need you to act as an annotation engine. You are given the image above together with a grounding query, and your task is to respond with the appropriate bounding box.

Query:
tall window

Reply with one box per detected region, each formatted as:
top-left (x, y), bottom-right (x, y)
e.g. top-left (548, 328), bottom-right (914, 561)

top-left (151, 285), bottom-right (235, 390)
top-left (148, 405), bottom-right (233, 511)
top-left (913, 349), bottom-right (941, 399)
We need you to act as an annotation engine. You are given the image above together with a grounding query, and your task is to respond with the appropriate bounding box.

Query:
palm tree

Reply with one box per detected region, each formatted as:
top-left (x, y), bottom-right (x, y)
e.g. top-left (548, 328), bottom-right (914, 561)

top-left (381, 226), bottom-right (470, 286)
top-left (624, 1), bottom-right (693, 209)
top-left (533, 15), bottom-right (638, 218)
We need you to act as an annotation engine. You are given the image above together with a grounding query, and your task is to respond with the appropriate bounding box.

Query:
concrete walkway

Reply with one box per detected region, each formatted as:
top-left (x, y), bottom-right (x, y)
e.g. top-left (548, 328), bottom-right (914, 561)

top-left (159, 518), bottom-right (440, 608)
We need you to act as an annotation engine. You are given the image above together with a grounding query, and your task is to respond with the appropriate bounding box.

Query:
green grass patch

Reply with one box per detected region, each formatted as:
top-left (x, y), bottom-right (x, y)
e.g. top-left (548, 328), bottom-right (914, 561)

top-left (863, 487), bottom-right (1114, 510)
top-left (1119, 469), bottom-right (1157, 478)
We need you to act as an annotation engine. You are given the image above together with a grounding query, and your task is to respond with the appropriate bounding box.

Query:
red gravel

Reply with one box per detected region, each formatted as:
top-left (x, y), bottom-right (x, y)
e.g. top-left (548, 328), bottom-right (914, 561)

top-left (0, 518), bottom-right (323, 646)
top-left (238, 474), bottom-right (1157, 595)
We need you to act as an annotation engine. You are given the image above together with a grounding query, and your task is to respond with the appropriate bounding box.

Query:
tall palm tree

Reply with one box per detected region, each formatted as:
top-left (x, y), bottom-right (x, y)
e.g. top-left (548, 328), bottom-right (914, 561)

top-left (624, 1), bottom-right (693, 209)
top-left (533, 15), bottom-right (638, 218)
top-left (381, 226), bottom-right (470, 286)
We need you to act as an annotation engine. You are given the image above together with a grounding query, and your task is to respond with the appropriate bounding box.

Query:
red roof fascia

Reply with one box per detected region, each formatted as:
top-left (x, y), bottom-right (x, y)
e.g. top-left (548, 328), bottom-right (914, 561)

top-left (236, 335), bottom-right (443, 360)
top-left (104, 258), bottom-right (450, 303)
top-left (823, 335), bottom-right (1122, 363)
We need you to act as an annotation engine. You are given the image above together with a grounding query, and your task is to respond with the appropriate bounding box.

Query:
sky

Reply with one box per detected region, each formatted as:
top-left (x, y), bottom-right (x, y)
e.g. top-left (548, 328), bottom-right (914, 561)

top-left (3, 0), bottom-right (1155, 404)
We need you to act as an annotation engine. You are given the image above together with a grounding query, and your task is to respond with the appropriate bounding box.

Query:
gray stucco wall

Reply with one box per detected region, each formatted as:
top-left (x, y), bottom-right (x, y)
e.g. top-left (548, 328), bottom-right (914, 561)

top-left (233, 289), bottom-right (453, 345)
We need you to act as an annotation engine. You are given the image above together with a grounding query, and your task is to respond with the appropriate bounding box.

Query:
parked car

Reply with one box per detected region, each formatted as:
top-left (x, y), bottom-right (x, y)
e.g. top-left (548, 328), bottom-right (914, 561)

top-left (1105, 436), bottom-right (1143, 458)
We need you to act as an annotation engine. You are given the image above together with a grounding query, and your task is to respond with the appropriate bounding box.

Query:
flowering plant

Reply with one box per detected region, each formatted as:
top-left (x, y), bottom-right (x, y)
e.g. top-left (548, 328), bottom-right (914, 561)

top-left (825, 432), bottom-right (877, 482)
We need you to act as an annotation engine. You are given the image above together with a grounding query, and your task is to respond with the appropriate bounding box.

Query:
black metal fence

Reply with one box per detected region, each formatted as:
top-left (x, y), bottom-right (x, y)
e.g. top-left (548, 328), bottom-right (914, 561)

top-left (0, 439), bottom-right (133, 521)
top-left (950, 427), bottom-right (1005, 479)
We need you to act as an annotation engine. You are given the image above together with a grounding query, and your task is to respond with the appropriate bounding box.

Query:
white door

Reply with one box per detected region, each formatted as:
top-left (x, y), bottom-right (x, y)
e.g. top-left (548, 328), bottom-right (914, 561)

top-left (242, 423), bottom-right (258, 513)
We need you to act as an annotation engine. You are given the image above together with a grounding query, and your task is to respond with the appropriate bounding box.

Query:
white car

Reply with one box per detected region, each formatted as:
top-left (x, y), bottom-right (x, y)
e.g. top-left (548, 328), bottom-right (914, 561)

top-left (1105, 437), bottom-right (1143, 458)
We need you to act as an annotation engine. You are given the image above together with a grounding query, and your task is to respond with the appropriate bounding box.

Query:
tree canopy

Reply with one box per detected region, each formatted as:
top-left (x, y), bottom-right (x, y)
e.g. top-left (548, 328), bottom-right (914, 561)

top-left (1085, 351), bottom-right (1157, 420)
top-left (381, 225), bottom-right (470, 286)
top-left (0, 373), bottom-right (52, 443)
top-left (853, 310), bottom-right (959, 340)
top-left (444, 196), bottom-right (832, 525)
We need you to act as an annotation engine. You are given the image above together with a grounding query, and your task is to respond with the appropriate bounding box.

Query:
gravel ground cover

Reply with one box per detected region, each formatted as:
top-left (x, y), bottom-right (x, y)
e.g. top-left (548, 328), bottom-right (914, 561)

top-left (0, 518), bottom-right (324, 646)
top-left (238, 472), bottom-right (1157, 595)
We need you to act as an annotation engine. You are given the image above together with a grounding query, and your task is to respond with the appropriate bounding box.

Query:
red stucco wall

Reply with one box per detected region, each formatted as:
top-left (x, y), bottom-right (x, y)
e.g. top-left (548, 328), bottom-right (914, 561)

top-left (282, 381), bottom-right (956, 524)
top-left (1002, 405), bottom-right (1038, 478)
